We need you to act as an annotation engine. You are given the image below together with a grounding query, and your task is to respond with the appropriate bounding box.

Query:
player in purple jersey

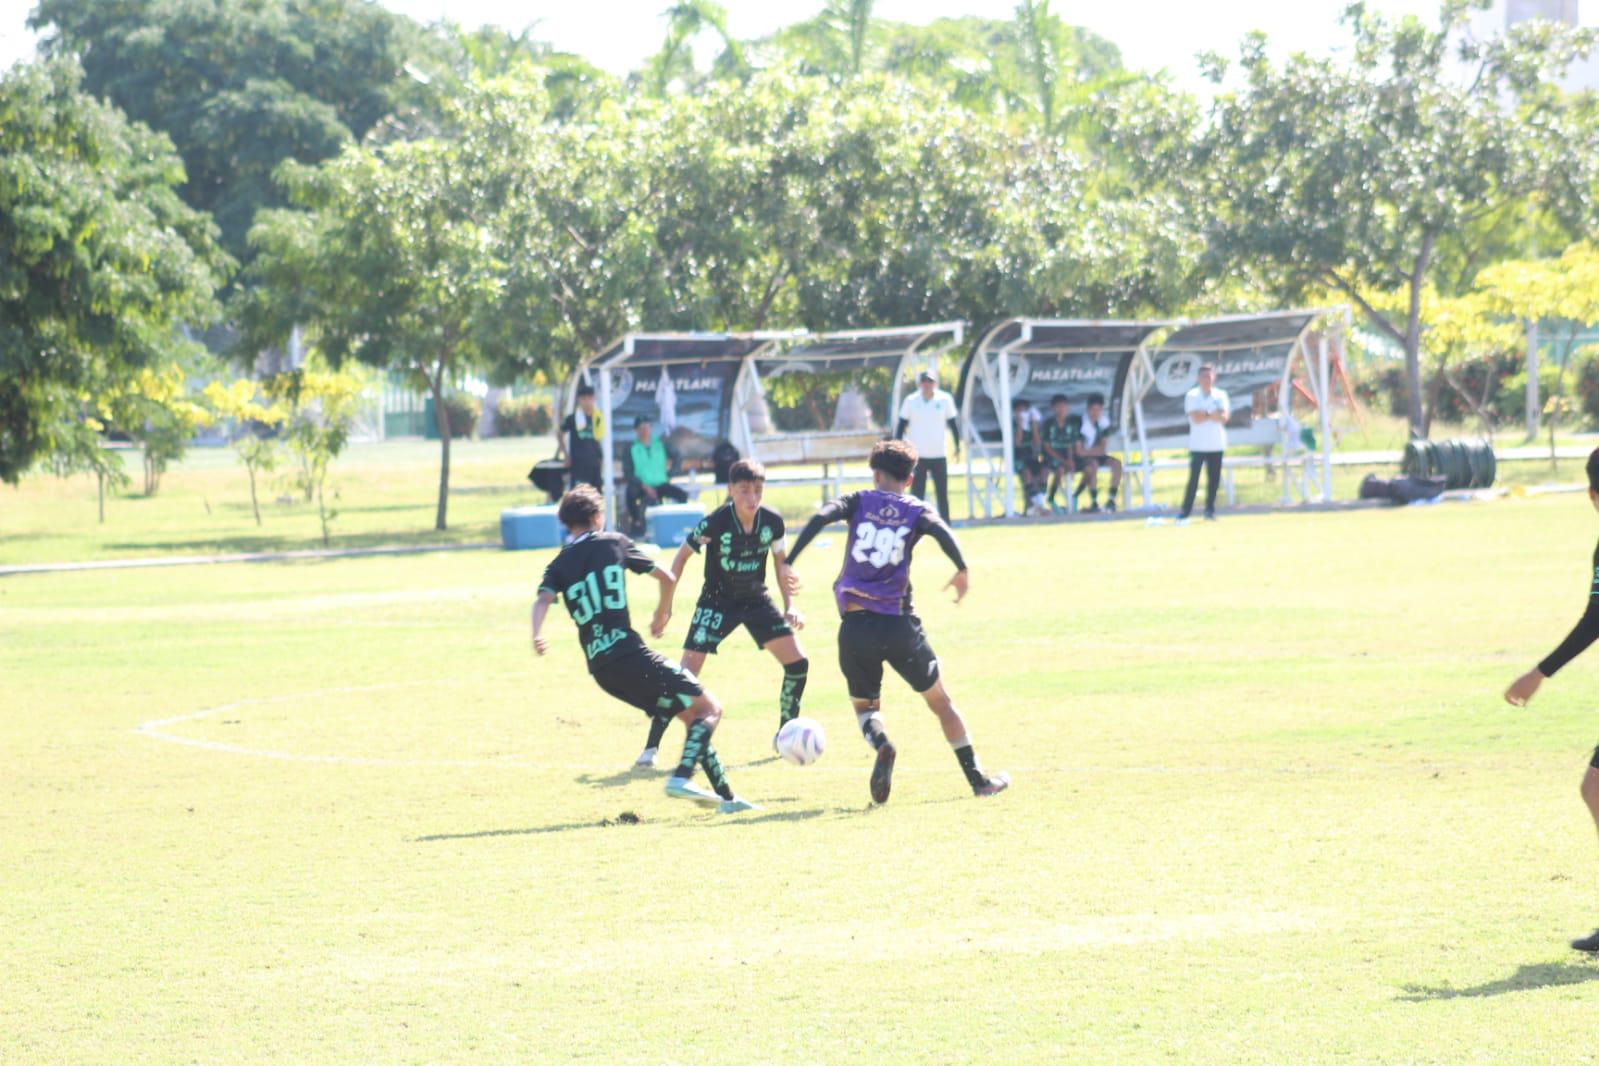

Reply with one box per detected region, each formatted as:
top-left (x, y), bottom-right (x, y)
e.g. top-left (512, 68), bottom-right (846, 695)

top-left (786, 439), bottom-right (1009, 804)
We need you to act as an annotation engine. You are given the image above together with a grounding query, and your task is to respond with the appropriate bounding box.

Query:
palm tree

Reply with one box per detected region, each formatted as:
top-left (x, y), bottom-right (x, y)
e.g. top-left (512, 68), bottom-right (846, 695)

top-left (823, 0), bottom-right (875, 76)
top-left (646, 0), bottom-right (748, 95)
top-left (1013, 0), bottom-right (1057, 133)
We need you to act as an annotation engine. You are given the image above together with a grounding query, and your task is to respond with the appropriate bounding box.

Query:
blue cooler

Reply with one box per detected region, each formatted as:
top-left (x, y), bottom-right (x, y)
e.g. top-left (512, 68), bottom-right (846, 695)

top-left (500, 506), bottom-right (563, 550)
top-left (645, 503), bottom-right (704, 548)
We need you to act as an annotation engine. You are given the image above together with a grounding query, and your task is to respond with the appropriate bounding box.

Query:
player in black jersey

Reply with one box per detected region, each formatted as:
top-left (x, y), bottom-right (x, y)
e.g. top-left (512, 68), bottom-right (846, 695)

top-left (1505, 447), bottom-right (1599, 950)
top-left (532, 485), bottom-right (756, 813)
top-left (634, 459), bottom-right (809, 768)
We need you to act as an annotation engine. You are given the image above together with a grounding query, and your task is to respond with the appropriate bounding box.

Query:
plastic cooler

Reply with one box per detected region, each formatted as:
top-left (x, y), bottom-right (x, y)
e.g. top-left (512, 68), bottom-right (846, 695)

top-left (645, 503), bottom-right (704, 548)
top-left (500, 506), bottom-right (563, 550)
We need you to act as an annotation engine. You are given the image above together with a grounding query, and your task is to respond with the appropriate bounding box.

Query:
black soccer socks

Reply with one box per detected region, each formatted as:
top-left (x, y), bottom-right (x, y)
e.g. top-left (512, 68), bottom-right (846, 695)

top-left (674, 718), bottom-right (713, 780)
top-left (780, 658), bottom-right (809, 725)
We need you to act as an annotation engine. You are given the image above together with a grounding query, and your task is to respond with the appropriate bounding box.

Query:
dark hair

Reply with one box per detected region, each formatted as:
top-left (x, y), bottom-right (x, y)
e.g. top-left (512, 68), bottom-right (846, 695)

top-left (576, 384), bottom-right (596, 399)
top-left (557, 485), bottom-right (604, 529)
top-left (870, 439), bottom-right (917, 482)
top-left (1086, 392), bottom-right (1105, 407)
top-left (1588, 447), bottom-right (1599, 494)
top-left (1198, 363), bottom-right (1216, 374)
top-left (633, 416), bottom-right (651, 429)
top-left (729, 459), bottom-right (766, 485)
top-left (1050, 393), bottom-right (1068, 406)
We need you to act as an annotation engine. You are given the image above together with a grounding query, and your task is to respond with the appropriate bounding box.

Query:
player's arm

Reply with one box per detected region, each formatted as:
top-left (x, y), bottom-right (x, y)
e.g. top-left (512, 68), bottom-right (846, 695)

top-left (786, 497), bottom-right (853, 566)
top-left (647, 564), bottom-right (677, 639)
top-left (895, 417), bottom-right (909, 441)
top-left (1507, 584), bottom-right (1599, 705)
top-left (531, 589), bottom-right (557, 656)
top-left (916, 511), bottom-right (970, 603)
top-left (771, 543), bottom-right (804, 628)
top-left (668, 540), bottom-right (696, 583)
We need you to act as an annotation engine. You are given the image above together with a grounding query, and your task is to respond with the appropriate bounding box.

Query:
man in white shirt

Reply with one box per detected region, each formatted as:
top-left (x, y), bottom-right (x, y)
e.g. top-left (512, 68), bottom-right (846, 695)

top-left (1179, 363), bottom-right (1229, 522)
top-left (896, 371), bottom-right (960, 517)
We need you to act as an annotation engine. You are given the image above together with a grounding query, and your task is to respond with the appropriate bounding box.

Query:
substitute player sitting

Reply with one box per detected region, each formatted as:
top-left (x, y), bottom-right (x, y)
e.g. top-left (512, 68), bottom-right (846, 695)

top-left (1505, 447), bottom-right (1599, 950)
top-left (1072, 392), bottom-right (1122, 513)
top-left (532, 485), bottom-right (755, 813)
top-left (634, 459), bottom-right (809, 768)
top-left (1039, 393), bottom-right (1079, 514)
top-left (786, 439), bottom-right (1009, 804)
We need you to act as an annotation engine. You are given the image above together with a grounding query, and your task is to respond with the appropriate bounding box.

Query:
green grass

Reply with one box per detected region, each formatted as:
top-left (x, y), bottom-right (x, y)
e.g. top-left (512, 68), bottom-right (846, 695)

top-left (6, 493), bottom-right (1599, 1061)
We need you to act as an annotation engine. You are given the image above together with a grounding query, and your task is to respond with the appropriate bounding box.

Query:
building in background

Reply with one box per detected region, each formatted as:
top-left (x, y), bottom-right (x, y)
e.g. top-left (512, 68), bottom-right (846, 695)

top-left (1469, 0), bottom-right (1599, 91)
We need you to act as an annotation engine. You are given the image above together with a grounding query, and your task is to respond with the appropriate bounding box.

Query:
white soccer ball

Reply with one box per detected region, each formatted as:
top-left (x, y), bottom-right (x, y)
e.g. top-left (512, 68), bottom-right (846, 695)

top-left (775, 716), bottom-right (826, 766)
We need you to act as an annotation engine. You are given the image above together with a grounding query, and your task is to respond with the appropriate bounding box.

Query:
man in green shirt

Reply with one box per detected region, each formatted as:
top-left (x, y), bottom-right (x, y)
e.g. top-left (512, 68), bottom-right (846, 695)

top-left (625, 418), bottom-right (687, 535)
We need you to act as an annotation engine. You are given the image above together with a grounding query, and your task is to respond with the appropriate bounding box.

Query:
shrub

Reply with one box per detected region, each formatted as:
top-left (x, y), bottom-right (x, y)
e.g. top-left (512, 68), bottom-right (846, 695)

top-left (495, 394), bottom-right (553, 437)
top-left (443, 393), bottom-right (480, 439)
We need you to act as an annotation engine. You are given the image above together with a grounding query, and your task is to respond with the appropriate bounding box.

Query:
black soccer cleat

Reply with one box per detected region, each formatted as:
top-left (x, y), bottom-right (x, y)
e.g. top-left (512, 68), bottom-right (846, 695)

top-left (869, 742), bottom-right (897, 805)
top-left (973, 771), bottom-right (1011, 798)
top-left (1105, 498), bottom-right (1117, 513)
top-left (1571, 928), bottom-right (1599, 952)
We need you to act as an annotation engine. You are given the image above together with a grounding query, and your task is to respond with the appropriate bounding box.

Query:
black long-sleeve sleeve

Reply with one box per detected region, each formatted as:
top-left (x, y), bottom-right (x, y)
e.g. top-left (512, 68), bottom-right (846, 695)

top-left (1539, 541), bottom-right (1599, 677)
top-left (895, 417), bottom-right (908, 440)
top-left (915, 510), bottom-right (967, 571)
top-left (787, 497), bottom-right (853, 565)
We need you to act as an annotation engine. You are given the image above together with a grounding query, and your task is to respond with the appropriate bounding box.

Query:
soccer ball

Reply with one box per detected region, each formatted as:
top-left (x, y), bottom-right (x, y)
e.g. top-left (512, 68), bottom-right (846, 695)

top-left (775, 716), bottom-right (826, 766)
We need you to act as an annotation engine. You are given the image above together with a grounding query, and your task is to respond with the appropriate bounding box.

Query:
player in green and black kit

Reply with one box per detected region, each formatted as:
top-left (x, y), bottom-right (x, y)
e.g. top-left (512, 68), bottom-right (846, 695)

top-left (1505, 447), bottom-right (1599, 950)
top-left (533, 485), bottom-right (756, 813)
top-left (1039, 393), bottom-right (1080, 514)
top-left (634, 459), bottom-right (809, 768)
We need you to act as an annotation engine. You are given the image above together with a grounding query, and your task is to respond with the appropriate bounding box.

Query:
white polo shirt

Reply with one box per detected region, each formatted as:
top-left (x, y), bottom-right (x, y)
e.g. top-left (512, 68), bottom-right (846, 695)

top-left (1184, 386), bottom-right (1230, 452)
top-left (899, 388), bottom-right (958, 459)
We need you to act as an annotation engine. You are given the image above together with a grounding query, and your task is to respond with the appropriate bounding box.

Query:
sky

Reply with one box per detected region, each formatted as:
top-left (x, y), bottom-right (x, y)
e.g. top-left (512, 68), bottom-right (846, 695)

top-left (2, 0), bottom-right (1596, 93)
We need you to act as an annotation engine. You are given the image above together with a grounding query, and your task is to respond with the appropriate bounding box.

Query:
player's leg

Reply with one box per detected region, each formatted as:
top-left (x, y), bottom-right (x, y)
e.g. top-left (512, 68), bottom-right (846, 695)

top-left (932, 458), bottom-right (951, 520)
top-left (1179, 452), bottom-right (1203, 520)
top-left (1203, 452), bottom-right (1223, 518)
top-left (1079, 458), bottom-right (1100, 511)
top-left (1105, 454), bottom-right (1122, 511)
top-left (889, 620), bottom-right (1009, 797)
top-left (762, 632), bottom-right (808, 731)
top-left (839, 614), bottom-right (896, 803)
top-left (1575, 759), bottom-right (1599, 950)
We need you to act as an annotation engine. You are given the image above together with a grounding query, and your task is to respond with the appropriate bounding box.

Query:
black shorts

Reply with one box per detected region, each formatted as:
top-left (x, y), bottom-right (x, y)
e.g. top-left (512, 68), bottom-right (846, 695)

top-left (837, 611), bottom-right (941, 701)
top-left (1589, 745), bottom-right (1599, 770)
top-left (683, 594), bottom-right (793, 654)
top-left (592, 649), bottom-right (703, 719)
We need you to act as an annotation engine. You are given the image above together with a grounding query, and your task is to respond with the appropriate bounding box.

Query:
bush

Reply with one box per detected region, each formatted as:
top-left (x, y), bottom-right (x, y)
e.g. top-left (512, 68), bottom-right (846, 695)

top-left (495, 394), bottom-right (553, 437)
top-left (443, 393), bottom-right (480, 439)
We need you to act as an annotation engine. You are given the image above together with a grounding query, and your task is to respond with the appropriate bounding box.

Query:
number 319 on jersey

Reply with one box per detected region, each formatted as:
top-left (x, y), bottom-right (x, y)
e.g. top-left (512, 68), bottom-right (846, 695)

top-left (851, 522), bottom-right (910, 567)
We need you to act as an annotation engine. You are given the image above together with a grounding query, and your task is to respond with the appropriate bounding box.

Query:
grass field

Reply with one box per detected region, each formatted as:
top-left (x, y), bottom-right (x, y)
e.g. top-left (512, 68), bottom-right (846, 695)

top-left (7, 491), bottom-right (1599, 1062)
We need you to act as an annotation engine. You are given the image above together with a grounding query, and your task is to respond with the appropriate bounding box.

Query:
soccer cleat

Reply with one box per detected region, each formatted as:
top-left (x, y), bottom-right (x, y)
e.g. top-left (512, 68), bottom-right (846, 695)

top-left (1572, 928), bottom-right (1599, 952)
top-left (973, 771), bottom-right (1011, 798)
top-left (664, 776), bottom-right (721, 807)
top-left (1105, 498), bottom-right (1117, 513)
top-left (717, 796), bottom-right (761, 814)
top-left (1204, 512), bottom-right (1217, 522)
top-left (1086, 503), bottom-right (1100, 514)
top-left (1175, 516), bottom-right (1191, 527)
top-left (633, 748), bottom-right (658, 770)
top-left (869, 741), bottom-right (897, 804)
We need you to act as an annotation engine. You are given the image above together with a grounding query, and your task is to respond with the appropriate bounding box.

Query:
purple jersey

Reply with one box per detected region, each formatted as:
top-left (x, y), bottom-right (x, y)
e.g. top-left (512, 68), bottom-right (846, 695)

top-left (835, 490), bottom-right (930, 616)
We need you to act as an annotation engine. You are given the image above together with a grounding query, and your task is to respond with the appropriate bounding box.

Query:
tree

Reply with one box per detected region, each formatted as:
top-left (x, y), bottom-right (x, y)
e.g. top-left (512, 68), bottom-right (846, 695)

top-left (267, 362), bottom-right (363, 546)
top-left (204, 379), bottom-right (289, 525)
top-left (1477, 241), bottom-right (1599, 461)
top-left (110, 364), bottom-right (214, 496)
top-left (645, 1), bottom-right (749, 95)
top-left (243, 83), bottom-right (544, 530)
top-left (41, 415), bottom-right (130, 524)
top-left (33, 0), bottom-right (422, 265)
top-left (0, 58), bottom-right (229, 484)
top-left (1179, 3), bottom-right (1599, 437)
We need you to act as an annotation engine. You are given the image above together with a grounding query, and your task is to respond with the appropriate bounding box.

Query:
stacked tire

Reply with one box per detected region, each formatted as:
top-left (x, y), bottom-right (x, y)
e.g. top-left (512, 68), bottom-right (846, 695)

top-left (1401, 438), bottom-right (1496, 489)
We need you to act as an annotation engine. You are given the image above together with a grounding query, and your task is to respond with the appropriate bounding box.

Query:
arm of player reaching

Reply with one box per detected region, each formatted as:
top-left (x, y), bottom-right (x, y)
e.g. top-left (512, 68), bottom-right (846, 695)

top-left (786, 499), bottom-right (850, 567)
top-left (668, 540), bottom-right (696, 583)
top-left (770, 543), bottom-right (804, 629)
top-left (649, 564), bottom-right (677, 639)
top-left (916, 511), bottom-right (970, 604)
top-left (531, 590), bottom-right (557, 656)
top-left (1507, 595), bottom-right (1599, 706)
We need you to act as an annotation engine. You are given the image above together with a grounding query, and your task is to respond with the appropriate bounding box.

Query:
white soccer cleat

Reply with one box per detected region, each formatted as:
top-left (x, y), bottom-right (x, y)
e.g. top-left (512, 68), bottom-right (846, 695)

top-left (633, 748), bottom-right (658, 770)
top-left (664, 776), bottom-right (721, 807)
top-left (717, 796), bottom-right (760, 814)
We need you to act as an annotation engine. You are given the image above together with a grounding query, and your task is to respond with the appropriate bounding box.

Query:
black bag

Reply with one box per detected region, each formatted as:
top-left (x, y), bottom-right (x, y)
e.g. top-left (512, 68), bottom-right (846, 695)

top-left (712, 440), bottom-right (740, 485)
top-left (528, 459), bottom-right (567, 503)
top-left (1359, 473), bottom-right (1446, 504)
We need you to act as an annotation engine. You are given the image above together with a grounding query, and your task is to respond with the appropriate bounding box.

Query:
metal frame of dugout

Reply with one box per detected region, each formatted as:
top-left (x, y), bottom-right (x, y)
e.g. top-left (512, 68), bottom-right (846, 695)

top-left (566, 322), bottom-right (966, 530)
top-left (955, 308), bottom-right (1349, 519)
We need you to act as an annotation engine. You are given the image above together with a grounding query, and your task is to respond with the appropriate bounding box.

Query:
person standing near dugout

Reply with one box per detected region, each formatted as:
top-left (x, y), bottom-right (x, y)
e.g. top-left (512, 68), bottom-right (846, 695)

top-left (896, 370), bottom-right (960, 518)
top-left (1505, 447), bottom-right (1599, 952)
top-left (1179, 363), bottom-right (1229, 523)
top-left (557, 384), bottom-right (605, 491)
